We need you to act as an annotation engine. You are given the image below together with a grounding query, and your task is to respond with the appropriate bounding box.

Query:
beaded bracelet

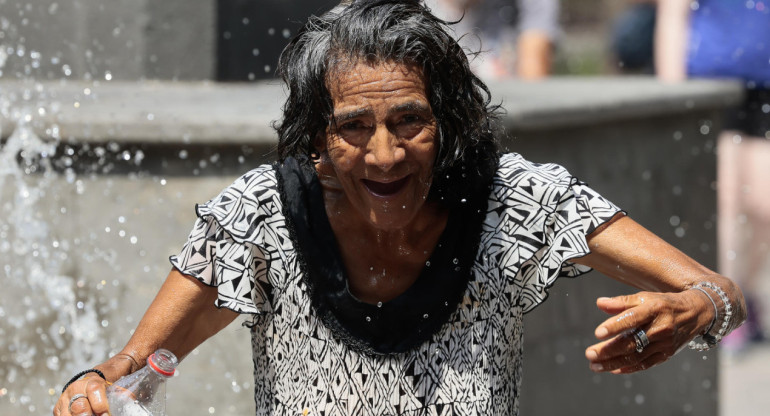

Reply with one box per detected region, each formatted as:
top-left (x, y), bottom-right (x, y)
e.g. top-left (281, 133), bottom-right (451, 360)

top-left (62, 369), bottom-right (106, 394)
top-left (688, 281), bottom-right (733, 351)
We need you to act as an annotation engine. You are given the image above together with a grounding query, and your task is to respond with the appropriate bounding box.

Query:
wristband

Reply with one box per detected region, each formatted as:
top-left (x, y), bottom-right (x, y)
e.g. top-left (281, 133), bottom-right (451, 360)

top-left (62, 369), bottom-right (106, 394)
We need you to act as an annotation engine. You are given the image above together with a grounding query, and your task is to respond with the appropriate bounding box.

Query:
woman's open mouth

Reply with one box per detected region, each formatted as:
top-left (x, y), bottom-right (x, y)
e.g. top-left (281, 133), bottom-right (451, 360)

top-left (361, 176), bottom-right (410, 197)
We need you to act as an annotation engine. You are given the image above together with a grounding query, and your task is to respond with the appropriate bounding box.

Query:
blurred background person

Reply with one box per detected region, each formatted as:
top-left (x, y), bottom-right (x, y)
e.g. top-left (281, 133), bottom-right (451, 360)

top-left (610, 0), bottom-right (657, 74)
top-left (656, 0), bottom-right (770, 350)
top-left (426, 0), bottom-right (560, 80)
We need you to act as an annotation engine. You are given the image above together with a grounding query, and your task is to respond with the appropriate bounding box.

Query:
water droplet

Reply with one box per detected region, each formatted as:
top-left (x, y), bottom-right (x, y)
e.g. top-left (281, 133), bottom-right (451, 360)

top-left (179, 150), bottom-right (188, 159)
top-left (452, 258), bottom-right (458, 264)
top-left (425, 261), bottom-right (431, 267)
top-left (282, 28), bottom-right (291, 38)
top-left (423, 314), bottom-right (429, 319)
top-left (376, 302), bottom-right (383, 308)
top-left (365, 316), bottom-right (371, 322)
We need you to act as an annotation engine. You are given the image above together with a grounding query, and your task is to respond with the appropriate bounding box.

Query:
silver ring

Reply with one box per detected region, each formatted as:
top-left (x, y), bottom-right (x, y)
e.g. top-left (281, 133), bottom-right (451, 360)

top-left (68, 394), bottom-right (87, 413)
top-left (633, 329), bottom-right (650, 353)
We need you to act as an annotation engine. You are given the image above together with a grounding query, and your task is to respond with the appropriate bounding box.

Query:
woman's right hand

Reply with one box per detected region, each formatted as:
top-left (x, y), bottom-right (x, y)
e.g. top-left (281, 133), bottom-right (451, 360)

top-left (54, 373), bottom-right (110, 416)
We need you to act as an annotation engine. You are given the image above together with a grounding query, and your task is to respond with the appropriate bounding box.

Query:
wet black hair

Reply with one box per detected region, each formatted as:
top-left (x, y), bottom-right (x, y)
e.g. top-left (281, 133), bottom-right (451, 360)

top-left (273, 0), bottom-right (501, 206)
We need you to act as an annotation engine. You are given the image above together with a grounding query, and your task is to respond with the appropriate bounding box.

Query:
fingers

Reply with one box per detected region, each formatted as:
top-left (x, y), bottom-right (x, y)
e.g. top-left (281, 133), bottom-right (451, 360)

top-left (586, 329), bottom-right (664, 373)
top-left (610, 351), bottom-right (667, 374)
top-left (586, 329), bottom-right (641, 371)
top-left (594, 294), bottom-right (650, 340)
top-left (54, 376), bottom-right (110, 416)
top-left (68, 394), bottom-right (92, 416)
top-left (85, 377), bottom-right (110, 416)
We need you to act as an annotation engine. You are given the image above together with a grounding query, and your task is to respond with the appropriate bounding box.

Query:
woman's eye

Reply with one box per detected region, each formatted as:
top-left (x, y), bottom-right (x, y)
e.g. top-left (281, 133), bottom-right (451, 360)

top-left (340, 121), bottom-right (366, 131)
top-left (400, 114), bottom-right (421, 124)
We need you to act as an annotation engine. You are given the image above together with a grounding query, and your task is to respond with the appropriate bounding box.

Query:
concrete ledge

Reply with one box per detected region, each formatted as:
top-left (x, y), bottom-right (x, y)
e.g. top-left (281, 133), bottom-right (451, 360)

top-left (489, 76), bottom-right (744, 130)
top-left (0, 77), bottom-right (744, 143)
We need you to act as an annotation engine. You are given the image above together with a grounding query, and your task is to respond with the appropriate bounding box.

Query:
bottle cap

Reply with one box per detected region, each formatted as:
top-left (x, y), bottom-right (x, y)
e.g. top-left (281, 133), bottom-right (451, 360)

top-left (147, 350), bottom-right (177, 377)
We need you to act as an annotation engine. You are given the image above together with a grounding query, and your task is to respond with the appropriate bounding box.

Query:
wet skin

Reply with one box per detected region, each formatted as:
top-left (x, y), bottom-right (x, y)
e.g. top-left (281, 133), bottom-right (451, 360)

top-left (314, 61), bottom-right (449, 304)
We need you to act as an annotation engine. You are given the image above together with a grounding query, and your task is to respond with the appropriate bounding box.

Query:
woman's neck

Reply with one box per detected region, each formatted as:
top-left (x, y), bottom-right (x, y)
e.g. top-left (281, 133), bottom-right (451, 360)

top-left (323, 188), bottom-right (449, 304)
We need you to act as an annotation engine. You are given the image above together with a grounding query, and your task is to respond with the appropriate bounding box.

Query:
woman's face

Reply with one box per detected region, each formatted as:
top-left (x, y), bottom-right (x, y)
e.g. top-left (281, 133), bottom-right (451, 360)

top-left (317, 61), bottom-right (438, 230)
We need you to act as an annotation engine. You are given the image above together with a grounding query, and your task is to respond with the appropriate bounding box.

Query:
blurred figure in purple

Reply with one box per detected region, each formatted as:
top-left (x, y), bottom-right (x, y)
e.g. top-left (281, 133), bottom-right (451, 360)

top-left (656, 0), bottom-right (770, 349)
top-left (425, 0), bottom-right (559, 80)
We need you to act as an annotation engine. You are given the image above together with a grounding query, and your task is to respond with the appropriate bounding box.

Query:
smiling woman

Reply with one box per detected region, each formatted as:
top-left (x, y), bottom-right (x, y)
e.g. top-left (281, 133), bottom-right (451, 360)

top-left (54, 1), bottom-right (746, 416)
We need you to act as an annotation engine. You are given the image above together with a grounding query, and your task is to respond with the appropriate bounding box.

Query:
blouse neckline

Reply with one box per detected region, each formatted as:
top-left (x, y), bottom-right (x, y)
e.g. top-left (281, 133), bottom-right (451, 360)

top-left (276, 156), bottom-right (488, 355)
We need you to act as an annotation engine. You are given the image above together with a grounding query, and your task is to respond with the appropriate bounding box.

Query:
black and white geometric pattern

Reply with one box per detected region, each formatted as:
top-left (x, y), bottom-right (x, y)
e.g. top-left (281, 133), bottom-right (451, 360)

top-left (170, 153), bottom-right (621, 415)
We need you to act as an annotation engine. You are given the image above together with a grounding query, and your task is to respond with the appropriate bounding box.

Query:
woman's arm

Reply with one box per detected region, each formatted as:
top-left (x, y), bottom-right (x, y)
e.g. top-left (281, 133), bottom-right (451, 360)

top-left (573, 214), bottom-right (746, 374)
top-left (655, 0), bottom-right (692, 82)
top-left (54, 269), bottom-right (239, 416)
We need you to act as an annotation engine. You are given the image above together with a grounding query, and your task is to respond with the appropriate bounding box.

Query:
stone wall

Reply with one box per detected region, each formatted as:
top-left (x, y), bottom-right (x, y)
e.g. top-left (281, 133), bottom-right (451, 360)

top-left (0, 0), bottom-right (216, 80)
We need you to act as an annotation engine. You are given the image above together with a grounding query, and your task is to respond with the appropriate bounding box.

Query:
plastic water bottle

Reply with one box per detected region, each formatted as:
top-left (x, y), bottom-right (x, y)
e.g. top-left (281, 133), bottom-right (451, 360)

top-left (106, 349), bottom-right (178, 416)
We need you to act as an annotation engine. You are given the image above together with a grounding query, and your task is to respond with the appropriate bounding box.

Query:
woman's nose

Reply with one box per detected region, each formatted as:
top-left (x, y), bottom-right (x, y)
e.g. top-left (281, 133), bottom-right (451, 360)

top-left (364, 126), bottom-right (405, 172)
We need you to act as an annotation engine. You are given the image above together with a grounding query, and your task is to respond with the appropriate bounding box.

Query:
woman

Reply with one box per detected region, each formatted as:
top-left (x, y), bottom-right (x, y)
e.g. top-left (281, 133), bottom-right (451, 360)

top-left (56, 1), bottom-right (745, 415)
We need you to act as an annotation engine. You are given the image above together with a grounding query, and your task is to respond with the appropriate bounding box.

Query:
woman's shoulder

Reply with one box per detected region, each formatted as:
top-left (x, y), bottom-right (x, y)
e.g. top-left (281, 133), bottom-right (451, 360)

top-left (195, 163), bottom-right (284, 243)
top-left (493, 153), bottom-right (576, 196)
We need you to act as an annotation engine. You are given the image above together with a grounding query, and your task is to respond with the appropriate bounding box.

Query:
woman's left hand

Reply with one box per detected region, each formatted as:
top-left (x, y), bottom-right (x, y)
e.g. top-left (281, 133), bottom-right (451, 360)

top-left (585, 289), bottom-right (713, 374)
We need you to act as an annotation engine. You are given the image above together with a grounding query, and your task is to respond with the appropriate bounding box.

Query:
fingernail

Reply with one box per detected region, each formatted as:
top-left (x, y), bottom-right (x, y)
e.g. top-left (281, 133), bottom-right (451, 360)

top-left (590, 363), bottom-right (603, 372)
top-left (596, 327), bottom-right (608, 338)
top-left (598, 297), bottom-right (611, 302)
top-left (586, 350), bottom-right (598, 361)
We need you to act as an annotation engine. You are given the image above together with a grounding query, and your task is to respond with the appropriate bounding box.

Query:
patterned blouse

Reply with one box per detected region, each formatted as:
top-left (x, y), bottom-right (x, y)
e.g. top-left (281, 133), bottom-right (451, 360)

top-left (170, 153), bottom-right (621, 416)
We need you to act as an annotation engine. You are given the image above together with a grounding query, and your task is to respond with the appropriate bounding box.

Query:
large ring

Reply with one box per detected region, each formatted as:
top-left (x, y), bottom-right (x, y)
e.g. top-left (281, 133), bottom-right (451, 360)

top-left (633, 329), bottom-right (650, 353)
top-left (68, 394), bottom-right (87, 413)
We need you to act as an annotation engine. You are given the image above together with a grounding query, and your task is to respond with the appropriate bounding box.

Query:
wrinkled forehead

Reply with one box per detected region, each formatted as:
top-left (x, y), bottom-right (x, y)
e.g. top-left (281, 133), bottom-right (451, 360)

top-left (324, 57), bottom-right (427, 98)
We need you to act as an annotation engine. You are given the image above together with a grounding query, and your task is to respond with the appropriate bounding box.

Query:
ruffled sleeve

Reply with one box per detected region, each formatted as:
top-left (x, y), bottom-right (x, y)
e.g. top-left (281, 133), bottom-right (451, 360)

top-left (487, 154), bottom-right (623, 313)
top-left (169, 165), bottom-right (285, 314)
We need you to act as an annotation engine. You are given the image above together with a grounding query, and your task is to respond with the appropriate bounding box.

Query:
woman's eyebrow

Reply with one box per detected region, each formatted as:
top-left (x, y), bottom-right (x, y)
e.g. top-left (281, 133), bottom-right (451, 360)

top-left (389, 101), bottom-right (431, 115)
top-left (332, 108), bottom-right (371, 123)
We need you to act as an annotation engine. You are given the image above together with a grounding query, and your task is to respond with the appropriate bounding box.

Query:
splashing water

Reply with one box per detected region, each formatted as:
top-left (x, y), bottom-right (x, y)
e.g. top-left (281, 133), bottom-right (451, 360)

top-left (0, 52), bottom-right (111, 415)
